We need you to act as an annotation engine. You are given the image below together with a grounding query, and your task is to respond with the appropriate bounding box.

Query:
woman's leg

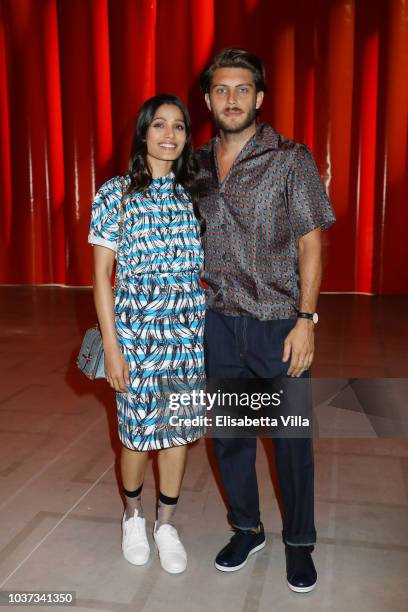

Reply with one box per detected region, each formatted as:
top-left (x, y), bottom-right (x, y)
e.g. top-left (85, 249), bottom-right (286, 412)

top-left (158, 444), bottom-right (188, 496)
top-left (154, 444), bottom-right (189, 573)
top-left (156, 444), bottom-right (188, 525)
top-left (121, 445), bottom-right (149, 518)
top-left (120, 445), bottom-right (150, 565)
top-left (121, 445), bottom-right (149, 489)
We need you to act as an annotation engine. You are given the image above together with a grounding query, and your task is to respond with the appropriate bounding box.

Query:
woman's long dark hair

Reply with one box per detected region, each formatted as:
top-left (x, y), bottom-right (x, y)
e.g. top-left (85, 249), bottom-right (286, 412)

top-left (126, 94), bottom-right (201, 220)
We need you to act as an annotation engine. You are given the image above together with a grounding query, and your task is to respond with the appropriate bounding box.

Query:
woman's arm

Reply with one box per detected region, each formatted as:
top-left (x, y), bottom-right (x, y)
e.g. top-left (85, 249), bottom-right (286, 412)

top-left (93, 245), bottom-right (129, 392)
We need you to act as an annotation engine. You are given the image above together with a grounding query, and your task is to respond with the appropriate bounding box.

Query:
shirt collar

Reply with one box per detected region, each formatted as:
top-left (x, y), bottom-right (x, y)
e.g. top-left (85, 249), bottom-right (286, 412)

top-left (211, 122), bottom-right (280, 161)
top-left (253, 122), bottom-right (280, 151)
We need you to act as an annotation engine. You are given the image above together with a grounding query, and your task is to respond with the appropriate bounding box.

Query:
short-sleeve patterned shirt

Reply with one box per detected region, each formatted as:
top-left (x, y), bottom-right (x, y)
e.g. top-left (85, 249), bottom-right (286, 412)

top-left (195, 122), bottom-right (336, 320)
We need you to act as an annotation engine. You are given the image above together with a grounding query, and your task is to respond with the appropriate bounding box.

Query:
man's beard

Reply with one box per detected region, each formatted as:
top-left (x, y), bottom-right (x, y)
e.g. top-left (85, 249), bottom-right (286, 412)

top-left (213, 105), bottom-right (257, 133)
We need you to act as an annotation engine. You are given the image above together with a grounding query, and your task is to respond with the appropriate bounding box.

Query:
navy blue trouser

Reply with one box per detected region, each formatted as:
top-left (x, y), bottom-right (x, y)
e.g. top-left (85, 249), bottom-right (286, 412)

top-left (204, 309), bottom-right (317, 546)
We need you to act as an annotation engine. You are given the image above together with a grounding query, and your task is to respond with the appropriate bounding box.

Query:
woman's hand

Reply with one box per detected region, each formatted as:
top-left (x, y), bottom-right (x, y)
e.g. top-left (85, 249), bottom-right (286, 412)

top-left (104, 344), bottom-right (130, 392)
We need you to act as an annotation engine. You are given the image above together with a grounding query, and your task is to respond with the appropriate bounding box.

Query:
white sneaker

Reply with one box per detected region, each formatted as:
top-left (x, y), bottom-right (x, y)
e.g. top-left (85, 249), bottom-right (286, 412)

top-left (153, 522), bottom-right (187, 574)
top-left (121, 510), bottom-right (150, 565)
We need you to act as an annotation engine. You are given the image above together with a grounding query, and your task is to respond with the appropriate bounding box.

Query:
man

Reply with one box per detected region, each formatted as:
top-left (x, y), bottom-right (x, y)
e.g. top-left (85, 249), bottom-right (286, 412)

top-left (196, 48), bottom-right (336, 592)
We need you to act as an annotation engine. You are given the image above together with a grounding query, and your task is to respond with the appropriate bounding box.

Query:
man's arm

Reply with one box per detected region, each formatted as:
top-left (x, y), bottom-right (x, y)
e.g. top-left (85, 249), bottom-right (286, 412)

top-left (282, 228), bottom-right (322, 376)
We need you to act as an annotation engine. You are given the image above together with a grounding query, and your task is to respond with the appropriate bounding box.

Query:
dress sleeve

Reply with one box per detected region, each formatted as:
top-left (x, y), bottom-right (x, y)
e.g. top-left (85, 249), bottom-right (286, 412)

top-left (88, 176), bottom-right (124, 252)
top-left (286, 145), bottom-right (336, 239)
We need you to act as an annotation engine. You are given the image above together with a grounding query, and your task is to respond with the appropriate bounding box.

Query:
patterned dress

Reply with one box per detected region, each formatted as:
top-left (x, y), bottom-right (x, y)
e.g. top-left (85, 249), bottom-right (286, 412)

top-left (88, 173), bottom-right (205, 451)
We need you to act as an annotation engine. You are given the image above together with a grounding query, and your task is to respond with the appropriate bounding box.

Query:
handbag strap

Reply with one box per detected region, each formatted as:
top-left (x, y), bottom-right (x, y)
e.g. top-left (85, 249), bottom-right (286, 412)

top-left (112, 177), bottom-right (127, 295)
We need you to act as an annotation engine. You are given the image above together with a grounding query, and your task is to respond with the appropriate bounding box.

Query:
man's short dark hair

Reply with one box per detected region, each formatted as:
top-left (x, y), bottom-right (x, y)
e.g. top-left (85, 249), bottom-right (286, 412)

top-left (200, 48), bottom-right (267, 94)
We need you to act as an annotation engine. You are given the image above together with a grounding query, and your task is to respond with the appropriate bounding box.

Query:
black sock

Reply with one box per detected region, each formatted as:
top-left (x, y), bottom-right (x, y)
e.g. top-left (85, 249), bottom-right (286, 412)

top-left (156, 491), bottom-right (179, 527)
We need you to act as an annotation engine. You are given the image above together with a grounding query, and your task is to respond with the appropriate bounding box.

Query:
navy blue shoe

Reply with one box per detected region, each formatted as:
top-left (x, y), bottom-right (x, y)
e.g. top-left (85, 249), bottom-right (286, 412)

top-left (285, 545), bottom-right (317, 593)
top-left (215, 524), bottom-right (266, 572)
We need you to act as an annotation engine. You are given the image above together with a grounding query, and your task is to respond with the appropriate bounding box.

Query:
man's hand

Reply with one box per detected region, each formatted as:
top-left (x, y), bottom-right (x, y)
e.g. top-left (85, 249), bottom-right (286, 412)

top-left (282, 319), bottom-right (315, 377)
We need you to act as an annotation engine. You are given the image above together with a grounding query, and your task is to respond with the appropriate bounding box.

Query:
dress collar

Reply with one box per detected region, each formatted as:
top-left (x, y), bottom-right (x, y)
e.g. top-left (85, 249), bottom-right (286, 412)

top-left (151, 170), bottom-right (175, 185)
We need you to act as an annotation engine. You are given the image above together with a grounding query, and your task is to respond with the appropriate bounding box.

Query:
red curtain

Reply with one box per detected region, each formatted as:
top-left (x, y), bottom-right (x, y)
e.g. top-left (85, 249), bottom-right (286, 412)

top-left (0, 0), bottom-right (407, 292)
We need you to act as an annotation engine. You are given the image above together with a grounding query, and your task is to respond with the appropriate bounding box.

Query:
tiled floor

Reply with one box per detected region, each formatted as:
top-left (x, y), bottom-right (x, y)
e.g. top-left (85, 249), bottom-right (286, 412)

top-left (0, 287), bottom-right (407, 611)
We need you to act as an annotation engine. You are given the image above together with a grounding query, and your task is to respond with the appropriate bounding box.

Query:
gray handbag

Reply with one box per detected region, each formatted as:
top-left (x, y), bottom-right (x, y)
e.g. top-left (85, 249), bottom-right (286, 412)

top-left (76, 180), bottom-right (126, 380)
top-left (76, 324), bottom-right (106, 379)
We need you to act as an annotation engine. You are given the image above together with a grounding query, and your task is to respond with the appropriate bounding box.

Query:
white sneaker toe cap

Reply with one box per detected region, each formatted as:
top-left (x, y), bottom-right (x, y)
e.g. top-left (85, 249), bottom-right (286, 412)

top-left (160, 551), bottom-right (187, 574)
top-left (122, 543), bottom-right (150, 565)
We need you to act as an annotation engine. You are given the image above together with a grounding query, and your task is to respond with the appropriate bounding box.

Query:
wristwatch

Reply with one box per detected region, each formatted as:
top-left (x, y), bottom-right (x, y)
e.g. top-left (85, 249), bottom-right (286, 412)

top-left (297, 311), bottom-right (319, 324)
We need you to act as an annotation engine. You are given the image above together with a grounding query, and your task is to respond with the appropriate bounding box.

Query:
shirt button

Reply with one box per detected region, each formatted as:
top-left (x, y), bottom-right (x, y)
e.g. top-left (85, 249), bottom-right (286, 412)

top-left (221, 223), bottom-right (227, 230)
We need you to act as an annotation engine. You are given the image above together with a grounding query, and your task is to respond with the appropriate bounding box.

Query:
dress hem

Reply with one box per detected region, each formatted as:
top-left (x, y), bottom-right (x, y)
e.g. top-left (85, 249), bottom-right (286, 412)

top-left (119, 431), bottom-right (205, 452)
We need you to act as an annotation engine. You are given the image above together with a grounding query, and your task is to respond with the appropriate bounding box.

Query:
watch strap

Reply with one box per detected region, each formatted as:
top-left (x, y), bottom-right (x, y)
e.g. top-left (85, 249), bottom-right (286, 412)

top-left (297, 311), bottom-right (318, 324)
top-left (297, 312), bottom-right (314, 320)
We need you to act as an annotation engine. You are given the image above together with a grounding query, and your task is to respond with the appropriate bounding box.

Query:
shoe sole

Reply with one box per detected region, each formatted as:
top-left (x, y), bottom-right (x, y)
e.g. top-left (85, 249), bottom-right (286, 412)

top-left (287, 580), bottom-right (317, 593)
top-left (158, 563), bottom-right (186, 574)
top-left (214, 539), bottom-right (266, 572)
top-left (122, 551), bottom-right (150, 566)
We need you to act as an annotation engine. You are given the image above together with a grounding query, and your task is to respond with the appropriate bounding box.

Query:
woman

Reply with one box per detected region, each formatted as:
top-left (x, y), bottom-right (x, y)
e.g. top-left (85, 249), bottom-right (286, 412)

top-left (88, 95), bottom-right (205, 574)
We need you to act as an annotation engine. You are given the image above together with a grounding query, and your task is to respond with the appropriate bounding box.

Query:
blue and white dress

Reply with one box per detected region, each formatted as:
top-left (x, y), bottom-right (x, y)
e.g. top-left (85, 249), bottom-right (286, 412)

top-left (88, 173), bottom-right (205, 451)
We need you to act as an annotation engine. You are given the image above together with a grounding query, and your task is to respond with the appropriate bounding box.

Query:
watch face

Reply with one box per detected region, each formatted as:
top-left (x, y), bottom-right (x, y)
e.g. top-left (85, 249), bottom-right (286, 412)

top-left (313, 313), bottom-right (319, 324)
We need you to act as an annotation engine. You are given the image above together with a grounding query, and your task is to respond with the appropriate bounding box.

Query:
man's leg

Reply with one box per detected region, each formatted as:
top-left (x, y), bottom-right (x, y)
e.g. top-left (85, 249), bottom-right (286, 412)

top-left (212, 436), bottom-right (260, 530)
top-left (245, 317), bottom-right (317, 590)
top-left (273, 436), bottom-right (316, 544)
top-left (244, 317), bottom-right (316, 543)
top-left (205, 310), bottom-right (265, 570)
